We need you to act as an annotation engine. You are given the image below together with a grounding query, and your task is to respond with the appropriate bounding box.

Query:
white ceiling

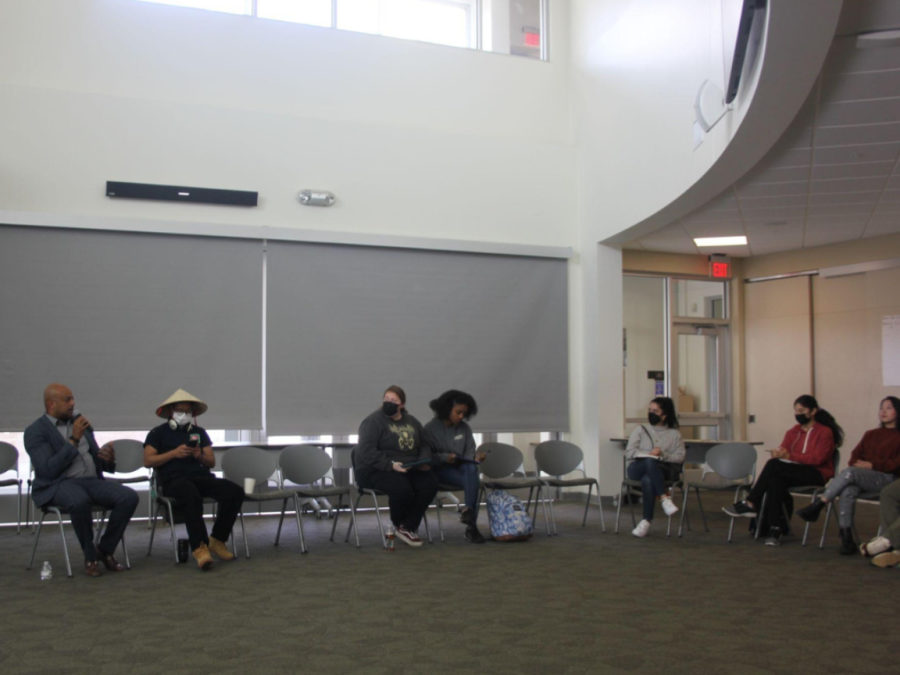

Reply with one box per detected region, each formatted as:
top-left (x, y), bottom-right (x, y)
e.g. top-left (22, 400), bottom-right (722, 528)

top-left (626, 0), bottom-right (900, 257)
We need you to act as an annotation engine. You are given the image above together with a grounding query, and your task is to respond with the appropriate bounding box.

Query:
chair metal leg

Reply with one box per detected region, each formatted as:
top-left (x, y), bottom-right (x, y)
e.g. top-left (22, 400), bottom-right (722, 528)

top-left (345, 493), bottom-right (363, 543)
top-left (27, 511), bottom-right (46, 571)
top-left (537, 486), bottom-right (552, 537)
top-left (694, 488), bottom-right (710, 532)
top-left (330, 493), bottom-right (348, 543)
top-left (370, 493), bottom-right (388, 549)
top-left (57, 510), bottom-right (73, 578)
top-left (615, 484), bottom-right (624, 534)
top-left (678, 486), bottom-right (690, 538)
top-left (239, 510), bottom-right (250, 558)
top-left (753, 494), bottom-right (767, 540)
top-left (16, 483), bottom-right (21, 534)
top-left (275, 498), bottom-right (288, 546)
top-left (435, 501), bottom-right (445, 542)
top-left (548, 489), bottom-right (558, 535)
top-left (629, 488), bottom-right (637, 528)
top-left (147, 501), bottom-right (159, 556)
top-left (581, 484), bottom-right (592, 528)
top-left (423, 512), bottom-right (433, 544)
top-left (347, 493), bottom-right (360, 548)
top-left (121, 534), bottom-right (131, 570)
top-left (819, 502), bottom-right (834, 549)
top-left (293, 495), bottom-right (307, 554)
top-left (166, 502), bottom-right (178, 563)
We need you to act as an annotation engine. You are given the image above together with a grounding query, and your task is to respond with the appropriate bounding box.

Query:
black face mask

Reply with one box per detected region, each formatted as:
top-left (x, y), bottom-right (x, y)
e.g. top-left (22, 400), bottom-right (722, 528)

top-left (382, 401), bottom-right (400, 417)
top-left (648, 412), bottom-right (662, 426)
top-left (795, 413), bottom-right (810, 425)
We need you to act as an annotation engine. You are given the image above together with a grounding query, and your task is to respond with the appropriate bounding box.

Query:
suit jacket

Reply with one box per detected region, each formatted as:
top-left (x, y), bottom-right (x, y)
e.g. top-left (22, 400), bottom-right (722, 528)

top-left (24, 415), bottom-right (116, 507)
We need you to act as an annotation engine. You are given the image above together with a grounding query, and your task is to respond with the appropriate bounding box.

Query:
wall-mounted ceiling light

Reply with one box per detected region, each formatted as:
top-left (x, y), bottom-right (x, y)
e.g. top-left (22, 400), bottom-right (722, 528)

top-left (297, 190), bottom-right (335, 207)
top-left (857, 29), bottom-right (900, 49)
top-left (694, 236), bottom-right (748, 247)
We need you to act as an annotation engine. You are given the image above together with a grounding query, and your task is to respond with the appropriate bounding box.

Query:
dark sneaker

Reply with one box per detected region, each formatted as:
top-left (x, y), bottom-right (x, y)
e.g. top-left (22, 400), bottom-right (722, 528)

top-left (839, 528), bottom-right (858, 556)
top-left (465, 525), bottom-right (486, 544)
top-left (797, 499), bottom-right (826, 523)
top-left (765, 527), bottom-right (782, 547)
top-left (459, 508), bottom-right (476, 526)
top-left (395, 526), bottom-right (423, 547)
top-left (723, 501), bottom-right (757, 518)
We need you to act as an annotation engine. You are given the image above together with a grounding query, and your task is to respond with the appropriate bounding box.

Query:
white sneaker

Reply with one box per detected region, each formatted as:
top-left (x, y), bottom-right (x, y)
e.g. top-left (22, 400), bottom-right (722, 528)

top-left (861, 536), bottom-right (893, 557)
top-left (661, 497), bottom-right (679, 517)
top-left (631, 519), bottom-right (651, 538)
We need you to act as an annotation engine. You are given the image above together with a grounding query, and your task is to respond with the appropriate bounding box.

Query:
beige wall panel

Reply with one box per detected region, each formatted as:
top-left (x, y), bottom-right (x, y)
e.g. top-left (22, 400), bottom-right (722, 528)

top-left (813, 309), bottom-right (869, 470)
top-left (813, 275), bottom-right (866, 315)
top-left (745, 276), bottom-right (810, 320)
top-left (745, 277), bottom-right (812, 475)
top-left (865, 268), bottom-right (900, 310)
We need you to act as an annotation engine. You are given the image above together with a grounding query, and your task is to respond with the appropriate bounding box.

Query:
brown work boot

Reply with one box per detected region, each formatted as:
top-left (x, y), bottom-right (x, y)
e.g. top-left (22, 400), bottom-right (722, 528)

top-left (192, 543), bottom-right (214, 571)
top-left (84, 560), bottom-right (102, 577)
top-left (208, 536), bottom-right (236, 561)
top-left (871, 550), bottom-right (900, 569)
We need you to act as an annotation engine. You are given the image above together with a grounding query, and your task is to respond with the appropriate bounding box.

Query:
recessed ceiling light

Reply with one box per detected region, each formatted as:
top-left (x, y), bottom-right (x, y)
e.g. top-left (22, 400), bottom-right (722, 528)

top-left (694, 236), bottom-right (748, 247)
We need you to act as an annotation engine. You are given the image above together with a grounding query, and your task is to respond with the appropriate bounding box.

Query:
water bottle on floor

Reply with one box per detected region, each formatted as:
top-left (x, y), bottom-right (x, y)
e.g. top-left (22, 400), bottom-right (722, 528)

top-left (386, 525), bottom-right (395, 551)
top-left (40, 561), bottom-right (52, 581)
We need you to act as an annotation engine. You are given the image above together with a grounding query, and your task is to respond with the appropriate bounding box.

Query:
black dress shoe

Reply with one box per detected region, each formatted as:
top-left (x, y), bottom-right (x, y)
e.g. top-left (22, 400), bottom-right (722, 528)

top-left (797, 499), bottom-right (826, 523)
top-left (465, 525), bottom-right (486, 544)
top-left (459, 508), bottom-right (476, 526)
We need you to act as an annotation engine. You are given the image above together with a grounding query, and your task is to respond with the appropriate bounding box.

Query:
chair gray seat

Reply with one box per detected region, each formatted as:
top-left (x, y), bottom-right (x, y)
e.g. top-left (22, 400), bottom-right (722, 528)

top-left (541, 476), bottom-right (598, 487)
top-left (483, 477), bottom-right (542, 489)
top-left (243, 488), bottom-right (302, 501)
top-left (105, 475), bottom-right (148, 485)
top-left (437, 483), bottom-right (462, 492)
top-left (290, 485), bottom-right (351, 498)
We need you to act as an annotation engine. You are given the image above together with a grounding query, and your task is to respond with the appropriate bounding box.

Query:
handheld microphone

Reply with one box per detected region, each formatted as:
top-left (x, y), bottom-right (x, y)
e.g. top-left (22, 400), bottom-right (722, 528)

top-left (72, 411), bottom-right (93, 432)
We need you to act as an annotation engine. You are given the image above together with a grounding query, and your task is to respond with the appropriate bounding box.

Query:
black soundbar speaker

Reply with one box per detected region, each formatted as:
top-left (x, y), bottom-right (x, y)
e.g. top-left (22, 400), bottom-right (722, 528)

top-left (106, 181), bottom-right (258, 207)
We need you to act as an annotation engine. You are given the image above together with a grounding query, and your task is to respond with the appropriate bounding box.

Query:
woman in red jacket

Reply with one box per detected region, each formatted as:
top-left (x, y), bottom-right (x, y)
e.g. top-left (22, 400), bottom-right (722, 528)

top-left (724, 395), bottom-right (842, 546)
top-left (797, 396), bottom-right (900, 555)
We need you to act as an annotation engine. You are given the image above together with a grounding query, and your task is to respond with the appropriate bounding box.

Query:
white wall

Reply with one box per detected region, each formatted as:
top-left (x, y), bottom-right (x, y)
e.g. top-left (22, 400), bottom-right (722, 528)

top-left (0, 0), bottom-right (575, 246)
top-left (570, 0), bottom-right (843, 245)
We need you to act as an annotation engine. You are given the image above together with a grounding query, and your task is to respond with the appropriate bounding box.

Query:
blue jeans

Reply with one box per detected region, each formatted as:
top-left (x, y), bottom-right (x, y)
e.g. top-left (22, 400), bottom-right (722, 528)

top-left (626, 458), bottom-right (667, 522)
top-left (435, 462), bottom-right (480, 515)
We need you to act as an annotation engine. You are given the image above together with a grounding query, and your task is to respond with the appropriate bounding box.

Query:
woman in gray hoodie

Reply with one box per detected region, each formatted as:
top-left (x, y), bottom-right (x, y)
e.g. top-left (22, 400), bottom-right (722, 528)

top-left (624, 397), bottom-right (686, 538)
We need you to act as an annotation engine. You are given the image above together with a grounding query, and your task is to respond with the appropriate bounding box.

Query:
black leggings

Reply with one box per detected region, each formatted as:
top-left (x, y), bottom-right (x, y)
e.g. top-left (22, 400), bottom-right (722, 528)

top-left (747, 459), bottom-right (824, 534)
top-left (357, 468), bottom-right (438, 531)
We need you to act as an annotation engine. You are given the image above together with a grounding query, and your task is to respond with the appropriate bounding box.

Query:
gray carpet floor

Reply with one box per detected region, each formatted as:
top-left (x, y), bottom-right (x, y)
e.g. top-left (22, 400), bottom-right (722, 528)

top-left (0, 492), bottom-right (897, 675)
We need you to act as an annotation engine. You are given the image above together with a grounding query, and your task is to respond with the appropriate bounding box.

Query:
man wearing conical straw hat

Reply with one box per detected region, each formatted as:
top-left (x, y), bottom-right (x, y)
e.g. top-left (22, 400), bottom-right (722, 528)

top-left (143, 389), bottom-right (244, 571)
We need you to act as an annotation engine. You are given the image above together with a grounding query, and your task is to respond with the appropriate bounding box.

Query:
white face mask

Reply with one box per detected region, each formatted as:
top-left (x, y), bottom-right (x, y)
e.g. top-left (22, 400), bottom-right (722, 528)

top-left (171, 411), bottom-right (192, 427)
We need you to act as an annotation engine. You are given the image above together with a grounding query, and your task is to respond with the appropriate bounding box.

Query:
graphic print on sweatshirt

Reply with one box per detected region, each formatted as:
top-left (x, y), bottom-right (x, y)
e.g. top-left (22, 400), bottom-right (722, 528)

top-left (389, 423), bottom-right (416, 451)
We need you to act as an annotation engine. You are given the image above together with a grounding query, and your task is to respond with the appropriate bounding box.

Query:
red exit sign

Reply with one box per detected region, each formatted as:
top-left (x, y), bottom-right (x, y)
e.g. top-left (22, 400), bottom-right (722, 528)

top-left (711, 261), bottom-right (731, 279)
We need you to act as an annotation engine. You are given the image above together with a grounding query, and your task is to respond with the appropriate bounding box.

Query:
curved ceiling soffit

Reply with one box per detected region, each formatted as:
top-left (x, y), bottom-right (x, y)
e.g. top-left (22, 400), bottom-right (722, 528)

top-left (603, 0), bottom-right (845, 246)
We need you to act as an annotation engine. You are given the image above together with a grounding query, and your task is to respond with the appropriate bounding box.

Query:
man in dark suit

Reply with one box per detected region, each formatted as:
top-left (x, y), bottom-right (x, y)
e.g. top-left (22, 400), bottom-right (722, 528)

top-left (25, 383), bottom-right (139, 577)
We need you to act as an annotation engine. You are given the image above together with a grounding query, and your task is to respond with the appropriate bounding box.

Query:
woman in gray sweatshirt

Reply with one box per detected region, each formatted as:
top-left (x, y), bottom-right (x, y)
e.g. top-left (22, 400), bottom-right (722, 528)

top-left (356, 385), bottom-right (438, 547)
top-left (624, 396), bottom-right (686, 538)
top-left (423, 390), bottom-right (486, 544)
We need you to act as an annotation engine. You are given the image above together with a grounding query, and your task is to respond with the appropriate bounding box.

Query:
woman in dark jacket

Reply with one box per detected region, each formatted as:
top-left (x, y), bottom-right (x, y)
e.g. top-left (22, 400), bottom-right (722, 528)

top-left (356, 385), bottom-right (438, 547)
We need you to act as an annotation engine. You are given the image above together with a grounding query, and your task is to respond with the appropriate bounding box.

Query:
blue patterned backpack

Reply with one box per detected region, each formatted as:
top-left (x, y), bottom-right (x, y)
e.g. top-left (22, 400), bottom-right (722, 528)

top-left (487, 490), bottom-right (534, 541)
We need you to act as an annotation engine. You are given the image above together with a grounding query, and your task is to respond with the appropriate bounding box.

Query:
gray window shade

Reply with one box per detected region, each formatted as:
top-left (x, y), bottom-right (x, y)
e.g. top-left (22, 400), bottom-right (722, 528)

top-left (0, 226), bottom-right (262, 431)
top-left (266, 241), bottom-right (568, 435)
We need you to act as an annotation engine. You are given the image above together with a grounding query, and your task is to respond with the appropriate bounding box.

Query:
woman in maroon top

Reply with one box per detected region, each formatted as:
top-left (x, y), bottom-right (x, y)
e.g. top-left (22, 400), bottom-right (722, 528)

top-left (797, 396), bottom-right (900, 555)
top-left (724, 395), bottom-right (842, 546)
